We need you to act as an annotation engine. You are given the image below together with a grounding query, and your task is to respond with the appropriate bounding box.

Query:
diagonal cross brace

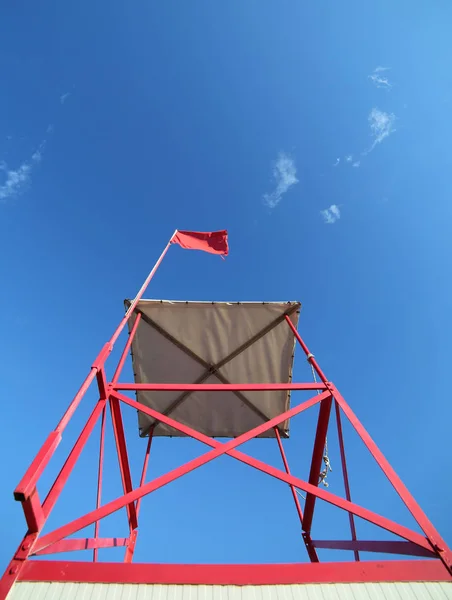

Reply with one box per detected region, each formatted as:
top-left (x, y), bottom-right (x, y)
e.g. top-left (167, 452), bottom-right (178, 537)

top-left (32, 390), bottom-right (326, 554)
top-left (33, 390), bottom-right (433, 556)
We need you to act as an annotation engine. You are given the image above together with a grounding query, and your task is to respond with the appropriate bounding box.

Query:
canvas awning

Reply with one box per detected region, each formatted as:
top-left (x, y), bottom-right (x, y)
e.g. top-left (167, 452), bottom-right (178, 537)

top-left (126, 300), bottom-right (301, 438)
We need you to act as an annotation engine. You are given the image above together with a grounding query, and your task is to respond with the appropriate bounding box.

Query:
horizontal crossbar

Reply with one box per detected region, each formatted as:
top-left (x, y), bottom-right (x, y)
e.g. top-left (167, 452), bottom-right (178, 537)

top-left (312, 539), bottom-right (436, 558)
top-left (32, 537), bottom-right (129, 556)
top-left (113, 382), bottom-right (327, 392)
top-left (18, 559), bottom-right (451, 585)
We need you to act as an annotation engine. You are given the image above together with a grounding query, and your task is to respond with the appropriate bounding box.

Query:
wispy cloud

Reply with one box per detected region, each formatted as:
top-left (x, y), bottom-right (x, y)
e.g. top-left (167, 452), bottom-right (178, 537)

top-left (0, 146), bottom-right (43, 201)
top-left (60, 92), bottom-right (70, 104)
top-left (367, 107), bottom-right (396, 153)
top-left (352, 161), bottom-right (360, 168)
top-left (369, 66), bottom-right (392, 90)
top-left (345, 155), bottom-right (353, 162)
top-left (333, 158), bottom-right (340, 167)
top-left (320, 204), bottom-right (341, 224)
top-left (263, 152), bottom-right (298, 209)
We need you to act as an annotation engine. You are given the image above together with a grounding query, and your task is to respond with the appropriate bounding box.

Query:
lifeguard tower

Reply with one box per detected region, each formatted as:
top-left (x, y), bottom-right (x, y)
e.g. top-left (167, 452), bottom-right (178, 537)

top-left (1, 230), bottom-right (451, 599)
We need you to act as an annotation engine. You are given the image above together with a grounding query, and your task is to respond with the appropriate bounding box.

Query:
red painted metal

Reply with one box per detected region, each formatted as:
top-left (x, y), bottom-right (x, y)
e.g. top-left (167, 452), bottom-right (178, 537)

top-left (0, 533), bottom-right (38, 600)
top-left (2, 239), bottom-right (452, 599)
top-left (110, 391), bottom-right (435, 554)
top-left (332, 383), bottom-right (452, 573)
top-left (285, 316), bottom-right (329, 384)
top-left (111, 311), bottom-right (142, 384)
top-left (113, 392), bottom-right (431, 550)
top-left (124, 529), bottom-right (138, 564)
top-left (31, 390), bottom-right (433, 558)
top-left (334, 400), bottom-right (359, 561)
top-left (33, 391), bottom-right (328, 553)
top-left (21, 489), bottom-right (44, 534)
top-left (108, 234), bottom-right (175, 348)
top-left (302, 395), bottom-right (332, 535)
top-left (109, 396), bottom-right (138, 531)
top-left (274, 428), bottom-right (319, 563)
top-left (311, 540), bottom-right (436, 558)
top-left (113, 382), bottom-right (326, 391)
top-left (14, 431), bottom-right (61, 502)
top-left (42, 398), bottom-right (108, 519)
top-left (33, 538), bottom-right (129, 556)
top-left (136, 426), bottom-right (154, 519)
top-left (93, 405), bottom-right (107, 562)
top-left (17, 559), bottom-right (451, 585)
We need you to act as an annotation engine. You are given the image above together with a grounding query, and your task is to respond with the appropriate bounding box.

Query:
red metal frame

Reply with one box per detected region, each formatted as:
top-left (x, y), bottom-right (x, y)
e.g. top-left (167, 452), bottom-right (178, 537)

top-left (1, 232), bottom-right (451, 599)
top-left (15, 559), bottom-right (449, 585)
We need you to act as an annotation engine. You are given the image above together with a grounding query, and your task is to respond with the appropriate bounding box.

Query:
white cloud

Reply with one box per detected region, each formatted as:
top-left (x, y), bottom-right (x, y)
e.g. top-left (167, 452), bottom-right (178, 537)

top-left (263, 152), bottom-right (298, 209)
top-left (0, 146), bottom-right (44, 201)
top-left (345, 155), bottom-right (353, 162)
top-left (369, 66), bottom-right (392, 90)
top-left (367, 107), bottom-right (396, 153)
top-left (60, 92), bottom-right (70, 104)
top-left (352, 161), bottom-right (360, 167)
top-left (320, 204), bottom-right (340, 224)
top-left (333, 158), bottom-right (340, 167)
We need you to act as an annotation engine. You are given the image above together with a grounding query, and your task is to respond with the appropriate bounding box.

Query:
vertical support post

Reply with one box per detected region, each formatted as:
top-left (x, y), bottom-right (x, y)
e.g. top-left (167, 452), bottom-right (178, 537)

top-left (109, 398), bottom-right (138, 531)
top-left (136, 427), bottom-right (154, 519)
top-left (108, 311), bottom-right (145, 534)
top-left (274, 428), bottom-right (319, 563)
top-left (93, 406), bottom-right (107, 562)
top-left (302, 395), bottom-right (333, 534)
top-left (334, 400), bottom-right (359, 562)
top-left (124, 426), bottom-right (154, 564)
top-left (284, 316), bottom-right (332, 536)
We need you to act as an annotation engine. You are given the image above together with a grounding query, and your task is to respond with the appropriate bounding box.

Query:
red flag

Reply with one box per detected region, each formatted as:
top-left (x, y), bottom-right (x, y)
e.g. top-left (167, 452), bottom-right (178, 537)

top-left (171, 230), bottom-right (229, 256)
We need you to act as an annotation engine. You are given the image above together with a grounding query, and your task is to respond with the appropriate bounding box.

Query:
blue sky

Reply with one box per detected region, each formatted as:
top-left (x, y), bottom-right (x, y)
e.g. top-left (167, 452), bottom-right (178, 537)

top-left (1, 0), bottom-right (452, 568)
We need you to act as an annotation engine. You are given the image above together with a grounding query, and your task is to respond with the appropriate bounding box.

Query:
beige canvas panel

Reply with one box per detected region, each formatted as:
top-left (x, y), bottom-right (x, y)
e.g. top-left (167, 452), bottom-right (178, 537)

top-left (126, 301), bottom-right (301, 438)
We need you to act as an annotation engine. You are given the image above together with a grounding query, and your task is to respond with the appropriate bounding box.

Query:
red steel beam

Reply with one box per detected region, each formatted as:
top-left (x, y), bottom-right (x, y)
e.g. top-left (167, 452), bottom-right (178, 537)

top-left (93, 405), bottom-right (107, 562)
top-left (111, 312), bottom-right (142, 384)
top-left (284, 316), bottom-right (329, 384)
top-left (22, 489), bottom-right (44, 534)
top-left (111, 392), bottom-right (435, 554)
top-left (0, 532), bottom-right (38, 600)
top-left (33, 391), bottom-right (433, 556)
top-left (33, 537), bottom-right (129, 556)
top-left (14, 432), bottom-right (61, 502)
top-left (17, 559), bottom-right (451, 585)
top-left (42, 398), bottom-right (108, 519)
top-left (32, 391), bottom-right (328, 553)
top-left (109, 234), bottom-right (175, 348)
top-left (14, 235), bottom-right (173, 507)
top-left (284, 316), bottom-right (334, 535)
top-left (333, 384), bottom-right (452, 575)
top-left (302, 395), bottom-right (332, 535)
top-left (311, 539), bottom-right (436, 558)
top-left (136, 427), bottom-right (154, 519)
top-left (335, 400), bottom-right (359, 561)
top-left (113, 382), bottom-right (326, 392)
top-left (274, 428), bottom-right (319, 563)
top-left (109, 397), bottom-right (138, 531)
top-left (124, 529), bottom-right (138, 564)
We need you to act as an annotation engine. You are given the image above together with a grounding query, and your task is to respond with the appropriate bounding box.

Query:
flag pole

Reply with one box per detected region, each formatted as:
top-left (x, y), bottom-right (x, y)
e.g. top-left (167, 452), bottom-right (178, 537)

top-left (109, 230), bottom-right (177, 348)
